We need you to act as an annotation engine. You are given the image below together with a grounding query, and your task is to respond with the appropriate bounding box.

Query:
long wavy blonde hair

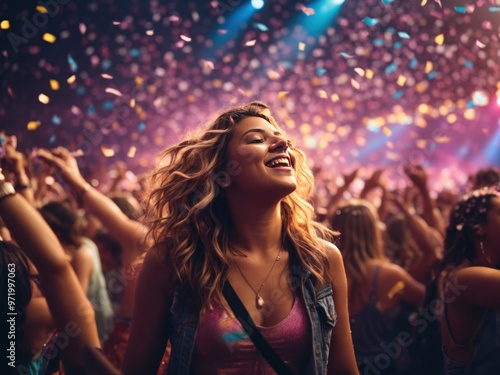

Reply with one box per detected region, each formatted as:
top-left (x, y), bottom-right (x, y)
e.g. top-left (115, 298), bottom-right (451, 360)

top-left (144, 101), bottom-right (334, 315)
top-left (330, 199), bottom-right (384, 303)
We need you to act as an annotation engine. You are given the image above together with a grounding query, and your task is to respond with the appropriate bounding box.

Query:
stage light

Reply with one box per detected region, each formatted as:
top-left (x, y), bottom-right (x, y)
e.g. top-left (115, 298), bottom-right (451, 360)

top-left (251, 0), bottom-right (264, 10)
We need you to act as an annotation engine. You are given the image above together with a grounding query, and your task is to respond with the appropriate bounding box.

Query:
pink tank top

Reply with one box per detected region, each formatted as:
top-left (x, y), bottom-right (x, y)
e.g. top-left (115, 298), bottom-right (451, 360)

top-left (190, 296), bottom-right (312, 374)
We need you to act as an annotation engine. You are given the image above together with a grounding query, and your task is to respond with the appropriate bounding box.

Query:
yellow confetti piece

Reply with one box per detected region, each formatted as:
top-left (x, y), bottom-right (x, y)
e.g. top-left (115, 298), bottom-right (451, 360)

top-left (388, 281), bottom-right (405, 298)
top-left (0, 20), bottom-right (10, 29)
top-left (415, 117), bottom-right (427, 128)
top-left (245, 39), bottom-right (256, 46)
top-left (38, 93), bottom-right (50, 104)
top-left (365, 69), bottom-right (374, 79)
top-left (299, 123), bottom-right (311, 134)
top-left (421, 0), bottom-right (427, 5)
top-left (416, 139), bottom-right (427, 149)
top-left (464, 108), bottom-right (476, 120)
top-left (382, 127), bottom-right (392, 136)
top-left (435, 34), bottom-right (444, 45)
top-left (42, 33), bottom-right (56, 43)
top-left (424, 61), bottom-right (433, 74)
top-left (318, 90), bottom-right (328, 99)
top-left (446, 113), bottom-right (457, 124)
top-left (101, 147), bottom-right (115, 157)
top-left (49, 79), bottom-right (59, 90)
top-left (354, 68), bottom-right (365, 77)
top-left (298, 42), bottom-right (306, 51)
top-left (331, 93), bottom-right (340, 102)
top-left (277, 91), bottom-right (288, 101)
top-left (397, 75), bottom-right (407, 86)
top-left (130, 98), bottom-right (136, 107)
top-left (36, 5), bottom-right (48, 13)
top-left (27, 121), bottom-right (41, 130)
top-left (135, 76), bottom-right (144, 86)
top-left (67, 75), bottom-right (76, 84)
top-left (127, 146), bottom-right (137, 158)
top-left (180, 35), bottom-right (192, 42)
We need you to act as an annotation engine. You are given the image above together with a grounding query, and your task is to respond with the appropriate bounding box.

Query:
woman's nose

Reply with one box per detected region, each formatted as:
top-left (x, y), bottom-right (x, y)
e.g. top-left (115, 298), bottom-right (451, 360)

top-left (270, 136), bottom-right (289, 152)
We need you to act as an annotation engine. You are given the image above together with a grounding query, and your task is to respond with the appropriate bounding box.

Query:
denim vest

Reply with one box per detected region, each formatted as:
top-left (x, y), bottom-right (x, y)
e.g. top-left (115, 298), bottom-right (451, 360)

top-left (166, 263), bottom-right (337, 374)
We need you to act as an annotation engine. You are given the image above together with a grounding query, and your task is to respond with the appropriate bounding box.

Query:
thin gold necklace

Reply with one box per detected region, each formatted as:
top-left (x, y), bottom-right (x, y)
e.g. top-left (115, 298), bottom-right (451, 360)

top-left (234, 248), bottom-right (282, 309)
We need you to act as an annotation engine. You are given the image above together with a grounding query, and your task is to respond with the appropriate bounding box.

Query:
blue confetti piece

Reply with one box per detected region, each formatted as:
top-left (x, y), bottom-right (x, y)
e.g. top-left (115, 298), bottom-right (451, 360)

top-left (88, 104), bottom-right (95, 115)
top-left (454, 6), bottom-right (466, 13)
top-left (253, 22), bottom-right (268, 31)
top-left (316, 68), bottom-right (326, 76)
top-left (67, 54), bottom-right (78, 72)
top-left (49, 134), bottom-right (57, 143)
top-left (393, 41), bottom-right (403, 50)
top-left (392, 90), bottom-right (403, 99)
top-left (427, 71), bottom-right (437, 79)
top-left (367, 122), bottom-right (380, 133)
top-left (138, 122), bottom-right (146, 131)
top-left (466, 99), bottom-right (476, 109)
top-left (76, 86), bottom-right (86, 95)
top-left (102, 100), bottom-right (114, 110)
top-left (101, 59), bottom-right (112, 70)
top-left (398, 31), bottom-right (410, 39)
top-left (373, 38), bottom-right (384, 47)
top-left (489, 7), bottom-right (500, 12)
top-left (409, 58), bottom-right (417, 68)
top-left (222, 331), bottom-right (248, 344)
top-left (464, 60), bottom-right (474, 69)
top-left (0, 136), bottom-right (5, 143)
top-left (340, 52), bottom-right (352, 58)
top-left (52, 115), bottom-right (61, 125)
top-left (129, 48), bottom-right (140, 57)
top-left (385, 62), bottom-right (397, 75)
top-left (382, 0), bottom-right (395, 4)
top-left (362, 17), bottom-right (379, 26)
top-left (386, 27), bottom-right (396, 35)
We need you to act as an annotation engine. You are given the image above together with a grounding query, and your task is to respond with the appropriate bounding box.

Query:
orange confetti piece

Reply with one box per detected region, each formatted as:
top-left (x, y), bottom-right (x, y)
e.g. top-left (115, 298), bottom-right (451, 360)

top-left (36, 6), bottom-right (48, 13)
top-left (397, 75), bottom-right (407, 86)
top-left (0, 20), bottom-right (10, 29)
top-left (27, 121), bottom-right (41, 130)
top-left (49, 79), bottom-right (59, 90)
top-left (67, 75), bottom-right (76, 84)
top-left (388, 281), bottom-right (405, 298)
top-left (365, 69), bottom-right (374, 79)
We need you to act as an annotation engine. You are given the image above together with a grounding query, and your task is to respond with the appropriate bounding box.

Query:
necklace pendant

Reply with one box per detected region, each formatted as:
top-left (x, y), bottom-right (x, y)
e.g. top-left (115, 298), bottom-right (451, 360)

top-left (256, 295), bottom-right (265, 309)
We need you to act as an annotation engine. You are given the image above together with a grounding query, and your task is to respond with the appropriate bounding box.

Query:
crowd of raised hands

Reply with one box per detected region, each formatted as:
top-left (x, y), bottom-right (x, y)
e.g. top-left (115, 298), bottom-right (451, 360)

top-left (0, 130), bottom-right (499, 374)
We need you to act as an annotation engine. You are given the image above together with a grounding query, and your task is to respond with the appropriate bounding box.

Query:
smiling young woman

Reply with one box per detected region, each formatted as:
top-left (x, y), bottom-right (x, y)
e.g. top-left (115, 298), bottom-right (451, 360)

top-left (122, 101), bottom-right (359, 375)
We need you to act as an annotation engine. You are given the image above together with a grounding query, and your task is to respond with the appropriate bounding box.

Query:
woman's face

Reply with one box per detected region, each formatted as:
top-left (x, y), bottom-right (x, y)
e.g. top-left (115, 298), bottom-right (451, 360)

top-left (225, 115), bottom-right (297, 198)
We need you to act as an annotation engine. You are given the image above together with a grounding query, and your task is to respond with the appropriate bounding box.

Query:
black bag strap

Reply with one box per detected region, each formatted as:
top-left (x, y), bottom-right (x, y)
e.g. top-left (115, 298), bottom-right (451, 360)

top-left (222, 281), bottom-right (296, 375)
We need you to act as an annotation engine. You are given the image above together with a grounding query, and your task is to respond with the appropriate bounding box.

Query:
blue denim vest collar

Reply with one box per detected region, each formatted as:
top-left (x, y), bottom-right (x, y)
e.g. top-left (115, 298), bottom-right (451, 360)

top-left (166, 264), bottom-right (337, 374)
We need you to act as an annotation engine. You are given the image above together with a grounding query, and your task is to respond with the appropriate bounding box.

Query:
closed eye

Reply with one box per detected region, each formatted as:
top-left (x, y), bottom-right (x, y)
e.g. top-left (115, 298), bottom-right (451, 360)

top-left (248, 139), bottom-right (265, 144)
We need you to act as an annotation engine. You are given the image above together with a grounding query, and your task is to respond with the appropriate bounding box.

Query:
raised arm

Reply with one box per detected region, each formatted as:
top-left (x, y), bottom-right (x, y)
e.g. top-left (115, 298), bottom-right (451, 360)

top-left (0, 178), bottom-right (99, 373)
top-left (36, 148), bottom-right (147, 267)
